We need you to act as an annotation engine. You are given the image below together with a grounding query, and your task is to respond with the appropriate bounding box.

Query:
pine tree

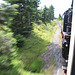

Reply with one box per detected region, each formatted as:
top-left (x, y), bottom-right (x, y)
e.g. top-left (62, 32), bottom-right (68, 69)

top-left (58, 14), bottom-right (62, 20)
top-left (0, 5), bottom-right (18, 69)
top-left (42, 5), bottom-right (48, 24)
top-left (4, 0), bottom-right (40, 37)
top-left (41, 5), bottom-right (54, 24)
top-left (48, 5), bottom-right (54, 21)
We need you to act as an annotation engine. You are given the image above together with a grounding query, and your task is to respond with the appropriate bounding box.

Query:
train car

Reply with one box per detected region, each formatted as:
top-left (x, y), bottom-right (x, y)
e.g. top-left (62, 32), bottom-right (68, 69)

top-left (61, 1), bottom-right (73, 74)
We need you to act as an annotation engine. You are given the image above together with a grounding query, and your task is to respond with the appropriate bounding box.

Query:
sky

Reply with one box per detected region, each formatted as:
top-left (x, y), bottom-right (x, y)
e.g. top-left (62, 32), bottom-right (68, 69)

top-left (0, 0), bottom-right (5, 4)
top-left (0, 0), bottom-right (72, 18)
top-left (39, 0), bottom-right (72, 18)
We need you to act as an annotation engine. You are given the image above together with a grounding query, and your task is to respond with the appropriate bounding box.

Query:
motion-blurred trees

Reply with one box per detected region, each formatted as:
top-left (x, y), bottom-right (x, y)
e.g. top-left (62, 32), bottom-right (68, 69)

top-left (0, 27), bottom-right (17, 69)
top-left (0, 5), bottom-right (18, 69)
top-left (0, 0), bottom-right (55, 73)
top-left (41, 5), bottom-right (54, 24)
top-left (58, 14), bottom-right (62, 20)
top-left (4, 0), bottom-right (40, 37)
top-left (48, 5), bottom-right (54, 21)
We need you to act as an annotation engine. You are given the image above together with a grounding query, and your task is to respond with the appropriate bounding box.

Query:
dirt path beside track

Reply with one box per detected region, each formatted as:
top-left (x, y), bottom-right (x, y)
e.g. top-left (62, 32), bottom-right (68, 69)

top-left (40, 24), bottom-right (66, 75)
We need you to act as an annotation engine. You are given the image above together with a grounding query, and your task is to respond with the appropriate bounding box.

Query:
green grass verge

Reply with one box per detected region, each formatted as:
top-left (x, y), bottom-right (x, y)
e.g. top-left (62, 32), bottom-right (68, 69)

top-left (59, 34), bottom-right (62, 42)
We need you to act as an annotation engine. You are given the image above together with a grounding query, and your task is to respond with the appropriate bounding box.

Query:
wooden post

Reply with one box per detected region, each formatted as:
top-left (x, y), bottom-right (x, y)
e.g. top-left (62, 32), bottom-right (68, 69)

top-left (67, 0), bottom-right (75, 75)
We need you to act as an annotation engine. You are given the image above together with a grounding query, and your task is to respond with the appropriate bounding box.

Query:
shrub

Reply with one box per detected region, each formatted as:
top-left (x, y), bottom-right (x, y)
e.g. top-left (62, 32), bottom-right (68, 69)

top-left (24, 63), bottom-right (30, 70)
top-left (15, 34), bottom-right (25, 48)
top-left (30, 58), bottom-right (43, 73)
top-left (0, 27), bottom-right (17, 69)
top-left (37, 20), bottom-right (42, 25)
top-left (51, 20), bottom-right (57, 26)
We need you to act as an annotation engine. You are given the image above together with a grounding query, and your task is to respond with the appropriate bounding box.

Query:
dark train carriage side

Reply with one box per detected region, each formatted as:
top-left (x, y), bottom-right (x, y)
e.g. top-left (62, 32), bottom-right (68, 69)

top-left (62, 7), bottom-right (72, 60)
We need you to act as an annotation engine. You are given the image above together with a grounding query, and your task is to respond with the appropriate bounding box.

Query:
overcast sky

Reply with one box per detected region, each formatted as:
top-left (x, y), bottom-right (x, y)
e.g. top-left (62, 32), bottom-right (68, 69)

top-left (39, 0), bottom-right (72, 18)
top-left (0, 0), bottom-right (5, 4)
top-left (0, 0), bottom-right (72, 17)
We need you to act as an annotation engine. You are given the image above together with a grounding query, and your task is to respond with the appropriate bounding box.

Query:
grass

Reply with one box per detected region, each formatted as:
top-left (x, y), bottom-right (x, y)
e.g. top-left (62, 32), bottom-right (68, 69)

top-left (0, 67), bottom-right (44, 75)
top-left (0, 59), bottom-right (44, 75)
top-left (59, 34), bottom-right (62, 42)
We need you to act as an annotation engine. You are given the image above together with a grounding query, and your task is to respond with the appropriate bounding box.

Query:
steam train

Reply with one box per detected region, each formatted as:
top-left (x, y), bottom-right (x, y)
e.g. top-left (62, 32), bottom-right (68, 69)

top-left (61, 1), bottom-right (73, 74)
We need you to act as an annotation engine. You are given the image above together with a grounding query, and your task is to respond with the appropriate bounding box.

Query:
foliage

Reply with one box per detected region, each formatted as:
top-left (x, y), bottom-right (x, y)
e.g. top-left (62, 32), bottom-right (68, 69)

top-left (0, 26), bottom-right (17, 70)
top-left (0, 4), bottom-right (18, 25)
top-left (4, 0), bottom-right (40, 37)
top-left (41, 5), bottom-right (54, 24)
top-left (58, 14), bottom-right (62, 20)
top-left (15, 34), bottom-right (25, 47)
top-left (49, 5), bottom-right (54, 20)
top-left (50, 20), bottom-right (57, 27)
top-left (37, 20), bottom-right (42, 25)
top-left (30, 58), bottom-right (43, 73)
top-left (0, 0), bottom-right (57, 75)
top-left (17, 21), bottom-right (57, 73)
top-left (59, 34), bottom-right (62, 42)
top-left (0, 4), bottom-right (19, 74)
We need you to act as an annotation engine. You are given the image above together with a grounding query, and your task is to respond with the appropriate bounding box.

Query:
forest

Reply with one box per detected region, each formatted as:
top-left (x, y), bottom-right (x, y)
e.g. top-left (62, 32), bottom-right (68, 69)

top-left (0, 0), bottom-right (61, 75)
